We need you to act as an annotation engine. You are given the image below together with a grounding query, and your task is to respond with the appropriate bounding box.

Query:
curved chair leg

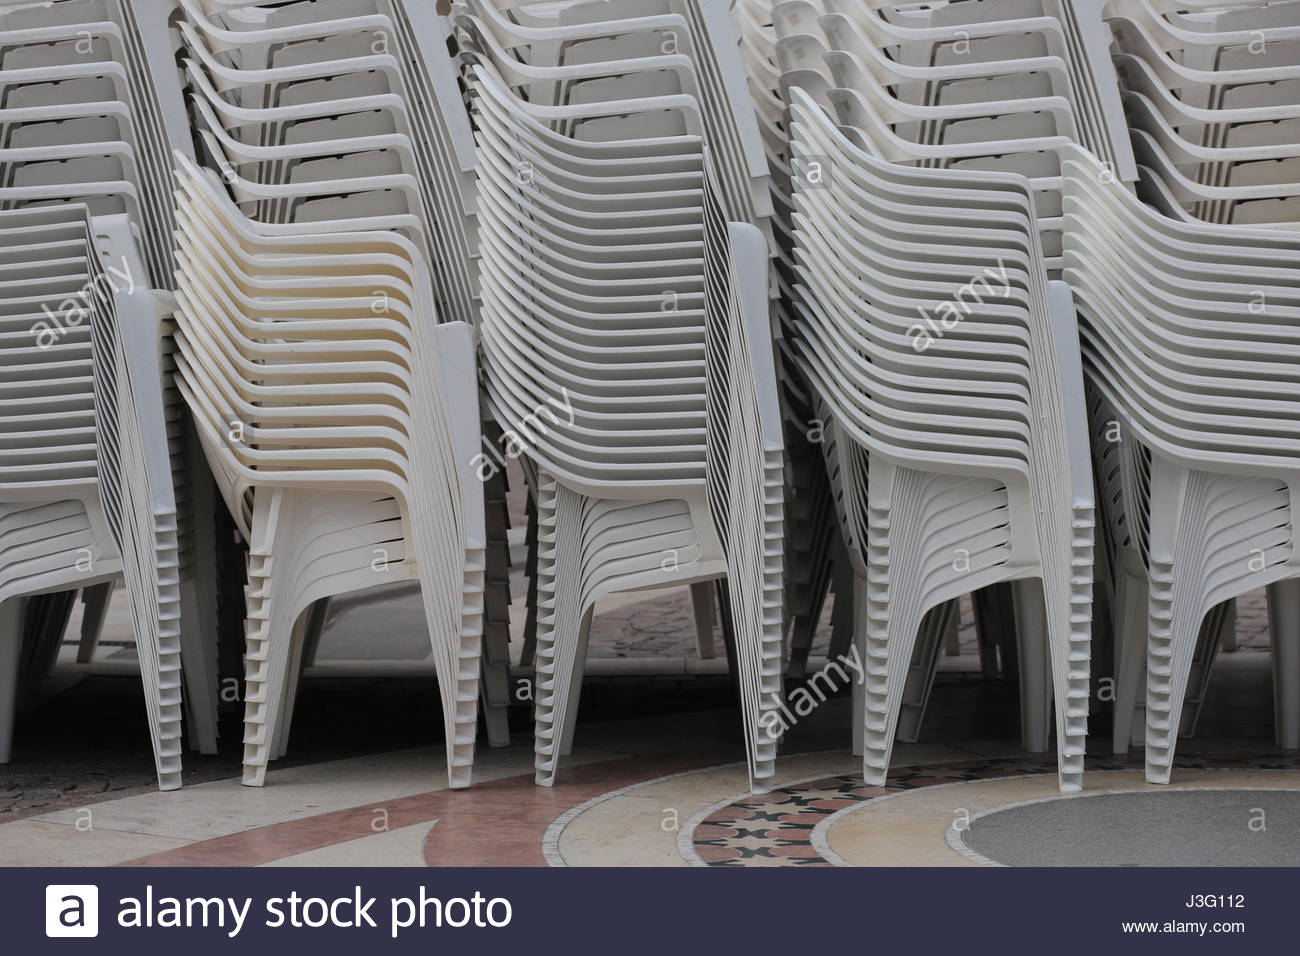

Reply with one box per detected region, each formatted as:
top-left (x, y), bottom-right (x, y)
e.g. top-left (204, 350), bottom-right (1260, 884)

top-left (531, 473), bottom-right (589, 786)
top-left (1036, 555), bottom-right (1094, 795)
top-left (241, 489), bottom-right (304, 787)
top-left (1180, 602), bottom-right (1233, 739)
top-left (1144, 463), bottom-right (1208, 785)
top-left (178, 423), bottom-right (221, 755)
top-left (557, 607), bottom-right (596, 756)
top-left (273, 606), bottom-right (318, 760)
top-left (1145, 559), bottom-right (1205, 784)
top-left (178, 570), bottom-right (220, 756)
top-left (415, 536), bottom-right (483, 792)
top-left (860, 469), bottom-right (931, 787)
top-left (827, 549), bottom-right (856, 665)
top-left (896, 600), bottom-right (957, 744)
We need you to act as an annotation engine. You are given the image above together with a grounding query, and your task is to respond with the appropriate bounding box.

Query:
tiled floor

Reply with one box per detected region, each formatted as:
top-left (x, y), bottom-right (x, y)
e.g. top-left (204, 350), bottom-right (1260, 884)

top-left (0, 570), bottom-right (1292, 866)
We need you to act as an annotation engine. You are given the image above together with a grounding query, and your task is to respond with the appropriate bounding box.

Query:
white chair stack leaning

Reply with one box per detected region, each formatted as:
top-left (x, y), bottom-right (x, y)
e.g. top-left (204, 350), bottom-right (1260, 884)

top-left (455, 0), bottom-right (787, 791)
top-left (169, 0), bottom-right (491, 788)
top-left (786, 91), bottom-right (1096, 791)
top-left (3, 0), bottom-right (1300, 801)
top-left (0, 0), bottom-right (217, 790)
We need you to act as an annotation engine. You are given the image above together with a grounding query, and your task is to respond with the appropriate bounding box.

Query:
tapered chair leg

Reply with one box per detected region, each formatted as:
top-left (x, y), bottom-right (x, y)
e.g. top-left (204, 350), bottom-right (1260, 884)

top-left (1269, 579), bottom-right (1300, 751)
top-left (690, 581), bottom-right (716, 659)
top-left (0, 599), bottom-right (25, 764)
top-left (1014, 579), bottom-right (1052, 754)
top-left (75, 582), bottom-right (114, 664)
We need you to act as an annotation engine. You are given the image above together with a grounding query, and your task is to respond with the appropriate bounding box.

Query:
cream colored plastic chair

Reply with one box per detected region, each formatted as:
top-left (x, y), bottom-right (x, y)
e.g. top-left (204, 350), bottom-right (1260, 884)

top-left (169, 157), bottom-right (487, 788)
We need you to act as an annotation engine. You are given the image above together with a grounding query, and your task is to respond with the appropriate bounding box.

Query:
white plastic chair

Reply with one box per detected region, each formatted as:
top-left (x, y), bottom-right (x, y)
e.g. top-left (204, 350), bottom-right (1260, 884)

top-left (466, 57), bottom-right (787, 792)
top-left (168, 156), bottom-right (488, 788)
top-left (0, 204), bottom-right (186, 790)
top-left (0, 0), bottom-right (221, 780)
top-left (1060, 141), bottom-right (1300, 781)
top-left (786, 92), bottom-right (1095, 790)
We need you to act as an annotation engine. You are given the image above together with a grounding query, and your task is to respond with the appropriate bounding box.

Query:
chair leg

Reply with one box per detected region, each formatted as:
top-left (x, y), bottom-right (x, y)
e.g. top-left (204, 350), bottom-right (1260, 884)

top-left (896, 600), bottom-right (957, 744)
top-left (1111, 567), bottom-right (1149, 753)
top-left (557, 607), bottom-right (596, 756)
top-left (276, 596), bottom-right (331, 758)
top-left (75, 582), bottom-right (114, 664)
top-left (973, 583), bottom-right (1013, 680)
top-left (520, 498), bottom-right (539, 669)
top-left (1180, 602), bottom-right (1233, 739)
top-left (690, 581), bottom-right (716, 659)
top-left (23, 591), bottom-right (76, 691)
top-left (241, 490), bottom-right (303, 787)
top-left (1269, 579), bottom-right (1300, 750)
top-left (412, 533), bottom-right (483, 792)
top-left (827, 551), bottom-right (856, 665)
top-left (479, 599), bottom-right (513, 749)
top-left (860, 471), bottom-right (931, 787)
top-left (943, 610), bottom-right (961, 657)
top-left (1144, 463), bottom-right (1207, 785)
top-left (300, 597), bottom-right (330, 669)
top-left (0, 598), bottom-right (25, 764)
top-left (532, 475), bottom-right (589, 786)
top-left (179, 421), bottom-right (222, 754)
top-left (273, 607), bottom-right (315, 760)
top-left (1014, 579), bottom-right (1053, 754)
top-left (1038, 560), bottom-right (1093, 794)
top-left (178, 573), bottom-right (220, 756)
top-left (851, 577), bottom-right (865, 758)
top-left (481, 466), bottom-right (514, 749)
top-left (1145, 563), bottom-right (1206, 784)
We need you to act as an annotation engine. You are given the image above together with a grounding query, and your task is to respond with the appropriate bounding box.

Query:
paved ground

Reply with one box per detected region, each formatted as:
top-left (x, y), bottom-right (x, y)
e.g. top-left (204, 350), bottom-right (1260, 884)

top-left (0, 504), bottom-right (1289, 865)
top-left (960, 788), bottom-right (1300, 867)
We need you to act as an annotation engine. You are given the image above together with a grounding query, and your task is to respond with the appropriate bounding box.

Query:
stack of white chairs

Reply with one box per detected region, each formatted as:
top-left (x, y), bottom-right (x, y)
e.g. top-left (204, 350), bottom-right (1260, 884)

top-left (733, 0), bottom-right (849, 679)
top-left (457, 0), bottom-right (788, 789)
top-left (786, 91), bottom-right (1095, 790)
top-left (1060, 141), bottom-right (1300, 783)
top-left (170, 0), bottom-right (503, 787)
top-left (0, 200), bottom-right (189, 788)
top-left (770, 1), bottom-right (1129, 782)
top-left (772, 0), bottom-right (1136, 272)
top-left (454, 0), bottom-right (782, 666)
top-left (168, 156), bottom-right (487, 788)
top-left (175, 0), bottom-right (480, 325)
top-left (1109, 0), bottom-right (1300, 229)
top-left (0, 0), bottom-right (218, 789)
top-left (1094, 0), bottom-right (1300, 765)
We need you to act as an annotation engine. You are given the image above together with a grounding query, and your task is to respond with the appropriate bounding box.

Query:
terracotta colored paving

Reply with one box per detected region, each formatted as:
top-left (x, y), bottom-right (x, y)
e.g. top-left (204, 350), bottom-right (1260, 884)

top-left (106, 746), bottom-right (1300, 868)
top-left (116, 751), bottom-right (732, 868)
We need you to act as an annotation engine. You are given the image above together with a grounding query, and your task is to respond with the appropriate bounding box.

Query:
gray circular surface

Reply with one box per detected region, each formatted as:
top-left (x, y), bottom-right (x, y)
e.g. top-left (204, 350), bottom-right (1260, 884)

top-left (961, 789), bottom-right (1300, 866)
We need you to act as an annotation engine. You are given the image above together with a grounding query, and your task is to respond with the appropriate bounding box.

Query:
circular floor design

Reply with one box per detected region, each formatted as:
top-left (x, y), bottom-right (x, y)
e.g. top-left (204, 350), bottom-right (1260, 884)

top-left (958, 788), bottom-right (1300, 867)
top-left (542, 751), bottom-right (1300, 867)
top-left (690, 756), bottom-right (1061, 865)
